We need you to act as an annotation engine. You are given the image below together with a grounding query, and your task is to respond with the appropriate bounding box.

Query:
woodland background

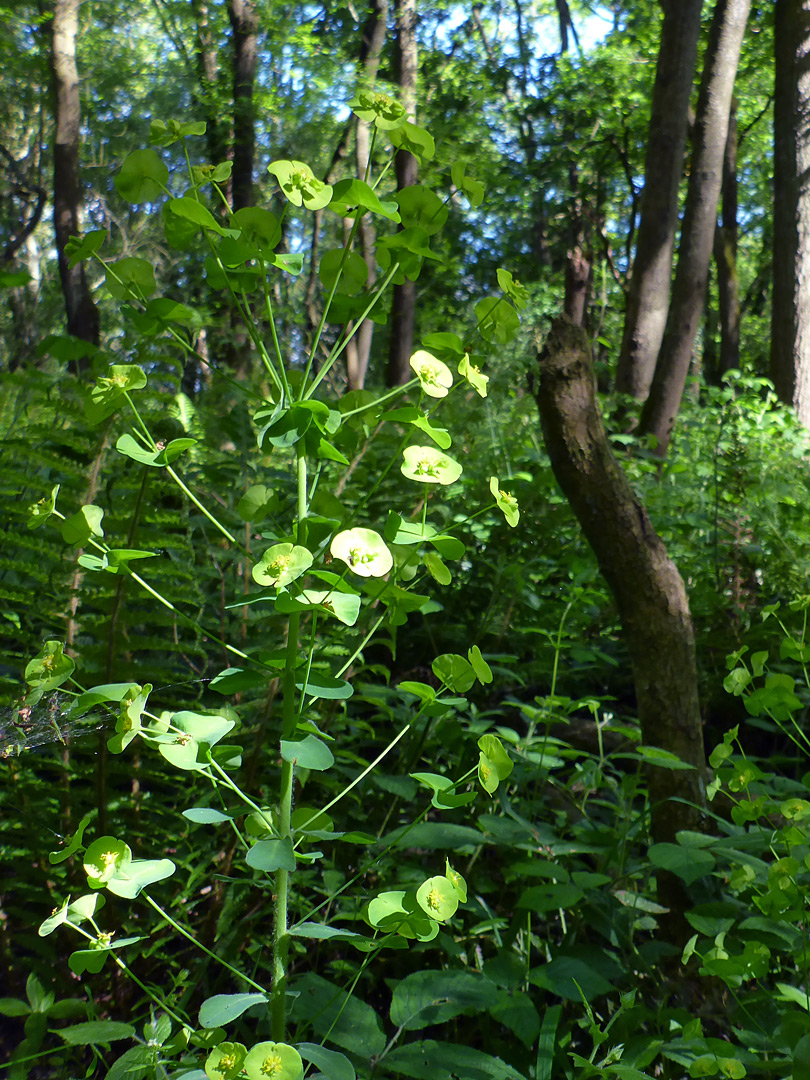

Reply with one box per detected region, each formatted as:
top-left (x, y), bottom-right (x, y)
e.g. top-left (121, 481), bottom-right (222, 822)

top-left (4, 0), bottom-right (810, 1078)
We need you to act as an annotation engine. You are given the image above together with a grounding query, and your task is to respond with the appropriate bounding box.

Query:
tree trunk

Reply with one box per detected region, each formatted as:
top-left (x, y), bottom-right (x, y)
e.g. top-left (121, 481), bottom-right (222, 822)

top-left (714, 100), bottom-right (740, 377)
top-left (535, 317), bottom-right (707, 936)
top-left (639, 0), bottom-right (751, 457)
top-left (192, 0), bottom-right (230, 179)
top-left (771, 0), bottom-right (810, 427)
top-left (615, 0), bottom-right (703, 400)
top-left (387, 0), bottom-right (418, 387)
top-left (51, 0), bottom-right (99, 349)
top-left (346, 0), bottom-right (388, 391)
top-left (227, 0), bottom-right (258, 213)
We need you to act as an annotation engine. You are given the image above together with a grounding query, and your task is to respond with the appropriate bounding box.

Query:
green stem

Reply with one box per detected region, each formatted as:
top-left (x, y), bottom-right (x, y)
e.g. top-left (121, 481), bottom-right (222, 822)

top-left (305, 262), bottom-right (400, 398)
top-left (143, 893), bottom-right (268, 994)
top-left (272, 445), bottom-right (308, 1041)
top-left (165, 464), bottom-right (238, 545)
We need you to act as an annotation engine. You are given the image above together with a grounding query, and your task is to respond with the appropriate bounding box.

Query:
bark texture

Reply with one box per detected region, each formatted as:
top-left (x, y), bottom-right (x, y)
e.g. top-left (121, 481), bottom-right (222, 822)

top-left (387, 0), bottom-right (419, 387)
top-left (713, 101), bottom-right (740, 377)
top-left (616, 0), bottom-right (703, 400)
top-left (192, 0), bottom-right (230, 181)
top-left (227, 0), bottom-right (258, 213)
top-left (51, 0), bottom-right (99, 348)
top-left (639, 0), bottom-right (751, 456)
top-left (535, 318), bottom-right (706, 928)
top-left (346, 0), bottom-right (388, 390)
top-left (771, 0), bottom-right (810, 427)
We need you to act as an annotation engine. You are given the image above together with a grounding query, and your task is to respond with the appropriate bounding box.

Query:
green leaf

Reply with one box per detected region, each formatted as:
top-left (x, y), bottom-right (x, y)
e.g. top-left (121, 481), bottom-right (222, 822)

top-left (329, 177), bottom-right (401, 222)
top-left (48, 810), bottom-right (95, 867)
top-left (65, 229), bottom-right (106, 267)
top-left (793, 1034), bottom-right (810, 1080)
top-left (276, 589), bottom-right (361, 627)
top-left (290, 974), bottom-right (385, 1056)
top-left (237, 484), bottom-right (276, 523)
top-left (423, 550), bottom-right (451, 585)
top-left (451, 162), bottom-right (485, 207)
top-left (165, 196), bottom-right (227, 235)
top-left (319, 248), bottom-right (368, 295)
top-left (0, 999), bottom-right (30, 1018)
top-left (410, 772), bottom-right (475, 810)
top-left (633, 745), bottom-right (696, 769)
top-left (298, 1044), bottom-right (356, 1080)
top-left (390, 971), bottom-right (498, 1031)
top-left (150, 118), bottom-right (206, 145)
top-left (105, 257), bottom-right (157, 300)
top-left (280, 735), bottom-right (334, 770)
top-left (389, 121), bottom-right (435, 162)
top-left (183, 807), bottom-right (231, 824)
top-left (290, 924), bottom-right (362, 941)
top-left (529, 956), bottom-right (616, 1001)
top-left (382, 1041), bottom-right (527, 1080)
top-left (296, 671), bottom-right (354, 700)
top-left (468, 645), bottom-right (493, 684)
top-left (648, 842), bottom-right (715, 885)
top-left (246, 838), bottom-right (296, 872)
top-left (106, 858), bottom-right (176, 899)
top-left (516, 884), bottom-right (584, 914)
top-left (232, 207), bottom-right (281, 255)
top-left (199, 993), bottom-right (270, 1029)
top-left (433, 653), bottom-right (475, 693)
top-left (115, 434), bottom-right (196, 468)
top-left (115, 149), bottom-right (169, 203)
top-left (61, 504), bottom-right (104, 545)
top-left (396, 186), bottom-right (448, 236)
top-left (475, 296), bottom-right (520, 344)
top-left (58, 1021), bottom-right (136, 1045)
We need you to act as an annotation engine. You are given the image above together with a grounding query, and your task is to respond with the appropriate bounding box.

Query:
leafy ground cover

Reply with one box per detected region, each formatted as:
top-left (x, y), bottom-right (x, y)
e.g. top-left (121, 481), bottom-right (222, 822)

top-left (3, 104), bottom-right (810, 1080)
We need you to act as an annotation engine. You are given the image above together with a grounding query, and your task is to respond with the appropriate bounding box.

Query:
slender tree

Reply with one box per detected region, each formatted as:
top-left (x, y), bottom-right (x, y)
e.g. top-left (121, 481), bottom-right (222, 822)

top-left (346, 0), bottom-right (388, 390)
top-left (771, 0), bottom-right (810, 426)
top-left (535, 317), bottom-right (706, 939)
top-left (713, 99), bottom-right (740, 377)
top-left (387, 0), bottom-right (418, 387)
top-left (50, 0), bottom-right (99, 348)
top-left (227, 0), bottom-right (258, 213)
top-left (639, 0), bottom-right (751, 456)
top-left (615, 0), bottom-right (703, 400)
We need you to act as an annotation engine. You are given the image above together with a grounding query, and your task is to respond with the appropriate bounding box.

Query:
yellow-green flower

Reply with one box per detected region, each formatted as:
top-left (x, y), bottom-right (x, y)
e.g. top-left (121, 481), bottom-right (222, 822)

top-left (331, 528), bottom-right (393, 578)
top-left (402, 445), bottom-right (463, 485)
top-left (490, 476), bottom-right (519, 527)
top-left (252, 544), bottom-right (313, 588)
top-left (458, 353), bottom-right (489, 397)
top-left (243, 1041), bottom-right (303, 1080)
top-left (410, 350), bottom-right (453, 398)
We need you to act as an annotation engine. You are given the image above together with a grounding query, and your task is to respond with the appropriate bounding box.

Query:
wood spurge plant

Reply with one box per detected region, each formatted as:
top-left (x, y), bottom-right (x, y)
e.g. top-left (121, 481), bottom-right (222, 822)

top-left (10, 105), bottom-right (523, 1078)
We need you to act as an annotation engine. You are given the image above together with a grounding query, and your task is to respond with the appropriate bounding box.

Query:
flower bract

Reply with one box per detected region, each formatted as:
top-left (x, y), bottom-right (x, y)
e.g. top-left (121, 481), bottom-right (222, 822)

top-left (401, 445), bottom-right (463, 485)
top-left (489, 476), bottom-right (519, 526)
top-left (331, 528), bottom-right (393, 578)
top-left (410, 349), bottom-right (453, 398)
top-left (458, 353), bottom-right (489, 397)
top-left (252, 543), bottom-right (312, 588)
top-left (243, 1041), bottom-right (303, 1080)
